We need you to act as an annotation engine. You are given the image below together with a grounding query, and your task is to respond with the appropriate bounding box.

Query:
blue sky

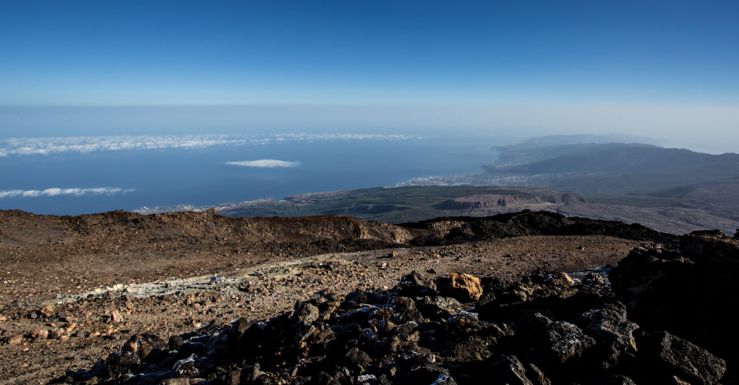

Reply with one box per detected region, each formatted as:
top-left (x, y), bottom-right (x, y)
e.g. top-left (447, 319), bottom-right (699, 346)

top-left (1, 0), bottom-right (738, 151)
top-left (2, 0), bottom-right (738, 105)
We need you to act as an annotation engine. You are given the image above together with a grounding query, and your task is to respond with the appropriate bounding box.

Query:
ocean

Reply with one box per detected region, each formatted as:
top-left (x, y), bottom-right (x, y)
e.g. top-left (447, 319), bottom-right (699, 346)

top-left (0, 134), bottom-right (496, 214)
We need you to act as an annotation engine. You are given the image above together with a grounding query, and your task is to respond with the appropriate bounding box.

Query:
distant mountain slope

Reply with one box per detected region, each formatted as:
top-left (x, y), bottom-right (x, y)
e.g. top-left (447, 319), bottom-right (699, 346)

top-left (492, 134), bottom-right (658, 166)
top-left (508, 133), bottom-right (657, 148)
top-left (487, 143), bottom-right (739, 195)
top-left (649, 177), bottom-right (739, 219)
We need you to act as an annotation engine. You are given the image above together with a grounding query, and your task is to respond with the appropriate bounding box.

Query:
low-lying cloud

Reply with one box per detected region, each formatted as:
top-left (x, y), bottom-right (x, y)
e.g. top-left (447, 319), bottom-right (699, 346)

top-left (0, 133), bottom-right (417, 157)
top-left (226, 159), bottom-right (300, 168)
top-left (0, 187), bottom-right (134, 199)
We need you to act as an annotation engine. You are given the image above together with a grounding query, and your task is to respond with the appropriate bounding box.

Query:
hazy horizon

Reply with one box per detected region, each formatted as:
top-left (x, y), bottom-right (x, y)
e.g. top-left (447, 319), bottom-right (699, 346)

top-left (2, 1), bottom-right (739, 154)
top-left (1, 103), bottom-right (737, 154)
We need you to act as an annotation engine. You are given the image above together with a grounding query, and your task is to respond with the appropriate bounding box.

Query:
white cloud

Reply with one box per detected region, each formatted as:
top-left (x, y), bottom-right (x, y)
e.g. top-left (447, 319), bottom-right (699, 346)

top-left (0, 133), bottom-right (418, 157)
top-left (226, 159), bottom-right (300, 168)
top-left (0, 187), bottom-right (134, 199)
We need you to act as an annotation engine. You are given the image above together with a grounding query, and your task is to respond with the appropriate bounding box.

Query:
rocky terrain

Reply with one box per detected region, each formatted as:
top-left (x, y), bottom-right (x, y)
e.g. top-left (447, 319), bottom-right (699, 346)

top-left (61, 231), bottom-right (738, 385)
top-left (0, 209), bottom-right (736, 384)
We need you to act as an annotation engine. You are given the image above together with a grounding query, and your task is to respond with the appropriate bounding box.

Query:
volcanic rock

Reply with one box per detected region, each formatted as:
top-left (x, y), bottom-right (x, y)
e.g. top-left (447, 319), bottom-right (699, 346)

top-left (417, 295), bottom-right (463, 320)
top-left (489, 355), bottom-right (535, 385)
top-left (397, 271), bottom-right (437, 297)
top-left (31, 327), bottom-right (49, 340)
top-left (64, 238), bottom-right (735, 385)
top-left (575, 302), bottom-right (638, 368)
top-left (436, 273), bottom-right (483, 302)
top-left (609, 375), bottom-right (637, 385)
top-left (7, 335), bottom-right (23, 346)
top-left (639, 331), bottom-right (726, 385)
top-left (110, 309), bottom-right (123, 323)
top-left (532, 313), bottom-right (596, 364)
top-left (40, 304), bottom-right (55, 318)
top-left (610, 232), bottom-right (739, 381)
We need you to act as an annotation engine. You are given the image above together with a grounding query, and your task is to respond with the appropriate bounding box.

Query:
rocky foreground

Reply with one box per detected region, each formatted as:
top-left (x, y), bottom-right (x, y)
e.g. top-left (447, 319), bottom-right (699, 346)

top-left (59, 231), bottom-right (738, 385)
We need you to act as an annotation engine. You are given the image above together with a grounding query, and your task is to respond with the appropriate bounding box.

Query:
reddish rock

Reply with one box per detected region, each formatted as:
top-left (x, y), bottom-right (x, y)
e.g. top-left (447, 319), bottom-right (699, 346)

top-left (111, 310), bottom-right (123, 323)
top-left (7, 335), bottom-right (23, 346)
top-left (31, 327), bottom-right (49, 340)
top-left (40, 304), bottom-right (55, 318)
top-left (438, 273), bottom-right (483, 302)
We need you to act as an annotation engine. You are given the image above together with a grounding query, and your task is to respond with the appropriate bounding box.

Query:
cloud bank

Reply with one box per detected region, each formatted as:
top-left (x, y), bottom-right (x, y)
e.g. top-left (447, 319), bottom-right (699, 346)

top-left (0, 187), bottom-right (134, 199)
top-left (226, 159), bottom-right (300, 168)
top-left (0, 134), bottom-right (417, 157)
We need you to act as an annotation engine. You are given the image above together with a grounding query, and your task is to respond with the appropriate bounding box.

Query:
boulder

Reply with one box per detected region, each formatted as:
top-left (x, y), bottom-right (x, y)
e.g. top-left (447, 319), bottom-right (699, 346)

top-left (121, 333), bottom-right (167, 363)
top-left (576, 302), bottom-right (638, 367)
top-left (418, 296), bottom-right (463, 320)
top-left (291, 302), bottom-right (320, 327)
top-left (31, 327), bottom-right (49, 340)
top-left (40, 304), bottom-right (55, 318)
top-left (533, 313), bottom-right (596, 364)
top-left (7, 335), bottom-right (23, 346)
top-left (437, 273), bottom-right (483, 302)
top-left (289, 301), bottom-right (320, 345)
top-left (639, 331), bottom-right (725, 385)
top-left (610, 235), bottom-right (739, 375)
top-left (110, 309), bottom-right (123, 323)
top-left (526, 362), bottom-right (552, 385)
top-left (489, 355), bottom-right (534, 385)
top-left (397, 271), bottom-right (437, 297)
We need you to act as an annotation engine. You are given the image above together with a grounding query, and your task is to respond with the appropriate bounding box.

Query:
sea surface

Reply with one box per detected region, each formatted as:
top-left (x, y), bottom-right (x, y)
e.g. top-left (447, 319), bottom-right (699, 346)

top-left (0, 134), bottom-right (497, 214)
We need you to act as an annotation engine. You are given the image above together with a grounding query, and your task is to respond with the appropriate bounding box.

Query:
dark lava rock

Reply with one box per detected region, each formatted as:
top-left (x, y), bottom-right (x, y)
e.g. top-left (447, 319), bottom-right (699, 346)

top-left (394, 364), bottom-right (457, 385)
top-left (610, 232), bottom-right (739, 382)
top-left (575, 302), bottom-right (638, 368)
top-left (407, 211), bottom-right (675, 246)
top-left (608, 375), bottom-right (637, 385)
top-left (489, 355), bottom-right (535, 385)
top-left (66, 235), bottom-right (736, 385)
top-left (639, 331), bottom-right (726, 385)
top-left (124, 334), bottom-right (168, 363)
top-left (532, 313), bottom-right (596, 364)
top-left (397, 271), bottom-right (437, 297)
top-left (417, 295), bottom-right (463, 320)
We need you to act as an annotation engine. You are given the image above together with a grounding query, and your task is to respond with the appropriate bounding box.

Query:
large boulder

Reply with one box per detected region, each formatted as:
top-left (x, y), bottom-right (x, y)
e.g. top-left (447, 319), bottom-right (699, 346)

top-left (397, 271), bottom-right (437, 297)
top-left (610, 233), bottom-right (739, 379)
top-left (533, 313), bottom-right (596, 364)
top-left (437, 273), bottom-right (483, 302)
top-left (576, 302), bottom-right (639, 368)
top-left (639, 331), bottom-right (726, 385)
top-left (489, 355), bottom-right (535, 385)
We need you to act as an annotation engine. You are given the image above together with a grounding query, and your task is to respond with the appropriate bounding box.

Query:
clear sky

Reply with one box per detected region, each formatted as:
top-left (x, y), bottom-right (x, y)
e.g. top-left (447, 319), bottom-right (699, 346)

top-left (1, 0), bottom-right (738, 151)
